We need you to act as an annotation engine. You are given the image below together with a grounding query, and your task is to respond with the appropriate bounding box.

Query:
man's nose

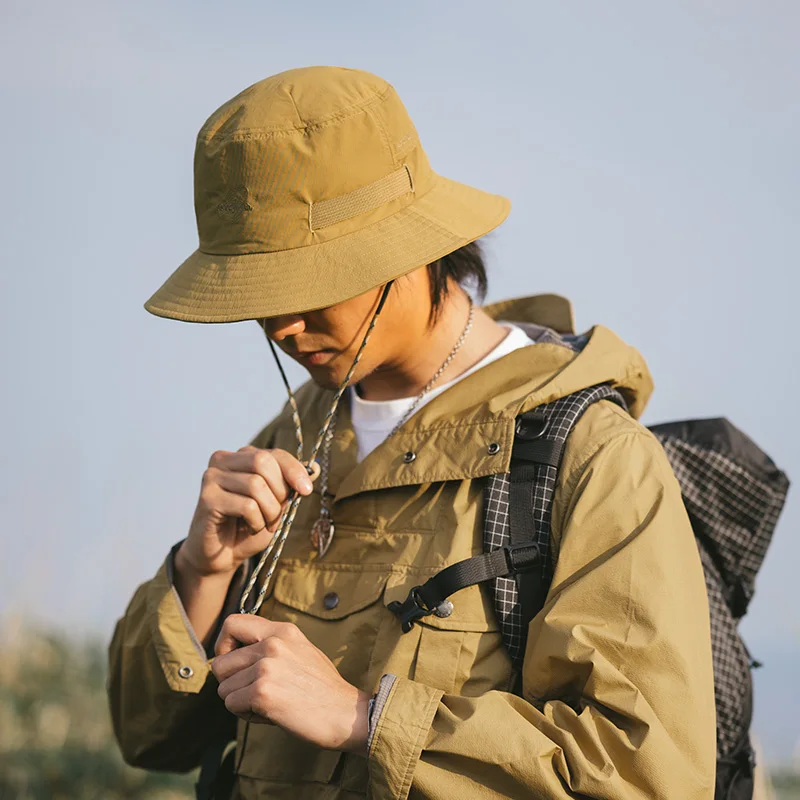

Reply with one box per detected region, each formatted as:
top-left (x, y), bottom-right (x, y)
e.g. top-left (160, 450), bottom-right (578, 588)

top-left (264, 314), bottom-right (306, 341)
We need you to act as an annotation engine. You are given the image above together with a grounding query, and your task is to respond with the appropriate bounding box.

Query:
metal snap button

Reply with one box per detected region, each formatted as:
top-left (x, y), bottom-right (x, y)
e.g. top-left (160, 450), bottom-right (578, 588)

top-left (178, 665), bottom-right (194, 679)
top-left (403, 451), bottom-right (416, 463)
top-left (433, 600), bottom-right (454, 618)
top-left (323, 592), bottom-right (339, 610)
top-left (487, 442), bottom-right (500, 455)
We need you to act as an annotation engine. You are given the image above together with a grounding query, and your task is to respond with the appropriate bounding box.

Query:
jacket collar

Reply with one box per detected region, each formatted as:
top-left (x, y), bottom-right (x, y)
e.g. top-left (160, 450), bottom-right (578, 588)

top-left (287, 294), bottom-right (652, 502)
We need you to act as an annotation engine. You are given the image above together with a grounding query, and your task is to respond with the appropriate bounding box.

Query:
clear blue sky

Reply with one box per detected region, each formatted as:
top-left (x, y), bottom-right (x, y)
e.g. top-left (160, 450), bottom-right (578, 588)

top-left (1, 0), bottom-right (798, 764)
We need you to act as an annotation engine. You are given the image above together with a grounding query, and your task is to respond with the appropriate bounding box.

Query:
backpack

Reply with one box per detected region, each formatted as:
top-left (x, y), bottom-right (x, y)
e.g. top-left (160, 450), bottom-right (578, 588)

top-left (387, 383), bottom-right (789, 800)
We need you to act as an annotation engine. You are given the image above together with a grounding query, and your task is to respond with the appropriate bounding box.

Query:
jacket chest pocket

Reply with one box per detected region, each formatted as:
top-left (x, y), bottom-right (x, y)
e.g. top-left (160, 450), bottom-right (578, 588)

top-left (381, 574), bottom-right (513, 697)
top-left (236, 562), bottom-right (391, 788)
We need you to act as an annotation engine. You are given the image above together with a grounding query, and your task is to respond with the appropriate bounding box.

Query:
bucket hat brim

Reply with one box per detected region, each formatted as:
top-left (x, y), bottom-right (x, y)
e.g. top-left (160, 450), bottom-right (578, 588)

top-left (145, 175), bottom-right (510, 323)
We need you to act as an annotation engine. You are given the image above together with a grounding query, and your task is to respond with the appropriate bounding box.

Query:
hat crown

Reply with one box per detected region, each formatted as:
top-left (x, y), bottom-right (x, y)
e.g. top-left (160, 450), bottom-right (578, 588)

top-left (201, 66), bottom-right (390, 136)
top-left (193, 66), bottom-right (434, 256)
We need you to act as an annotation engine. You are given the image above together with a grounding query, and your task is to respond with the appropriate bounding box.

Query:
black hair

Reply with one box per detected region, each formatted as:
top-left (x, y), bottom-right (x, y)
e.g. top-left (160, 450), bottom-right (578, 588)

top-left (426, 240), bottom-right (488, 324)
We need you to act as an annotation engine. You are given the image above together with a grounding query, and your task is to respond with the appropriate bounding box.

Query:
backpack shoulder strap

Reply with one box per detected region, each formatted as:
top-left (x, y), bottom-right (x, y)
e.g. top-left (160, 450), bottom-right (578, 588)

top-left (491, 384), bottom-right (627, 666)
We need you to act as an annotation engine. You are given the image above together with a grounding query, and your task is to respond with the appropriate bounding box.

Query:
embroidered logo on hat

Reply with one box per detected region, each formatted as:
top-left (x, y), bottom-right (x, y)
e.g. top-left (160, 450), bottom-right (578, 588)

top-left (215, 186), bottom-right (253, 222)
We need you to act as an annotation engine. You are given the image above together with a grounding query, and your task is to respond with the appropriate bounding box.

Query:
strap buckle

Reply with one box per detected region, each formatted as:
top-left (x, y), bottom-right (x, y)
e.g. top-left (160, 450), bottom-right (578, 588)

top-left (387, 587), bottom-right (433, 633)
top-left (515, 414), bottom-right (549, 440)
top-left (503, 542), bottom-right (541, 575)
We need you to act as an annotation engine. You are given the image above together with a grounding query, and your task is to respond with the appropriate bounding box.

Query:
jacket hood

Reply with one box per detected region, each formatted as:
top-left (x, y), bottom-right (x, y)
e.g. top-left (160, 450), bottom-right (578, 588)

top-left (482, 294), bottom-right (654, 420)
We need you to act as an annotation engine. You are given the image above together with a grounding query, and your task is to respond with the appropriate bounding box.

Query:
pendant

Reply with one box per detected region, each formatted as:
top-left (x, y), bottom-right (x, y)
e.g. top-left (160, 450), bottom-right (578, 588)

top-left (310, 516), bottom-right (335, 559)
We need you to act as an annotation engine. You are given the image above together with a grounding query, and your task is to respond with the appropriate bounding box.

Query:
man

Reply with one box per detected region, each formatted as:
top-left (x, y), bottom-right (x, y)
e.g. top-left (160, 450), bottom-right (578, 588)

top-left (109, 66), bottom-right (716, 798)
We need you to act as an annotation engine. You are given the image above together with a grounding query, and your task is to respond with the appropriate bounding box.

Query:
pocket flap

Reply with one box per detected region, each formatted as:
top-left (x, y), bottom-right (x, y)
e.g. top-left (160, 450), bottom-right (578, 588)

top-left (274, 562), bottom-right (391, 620)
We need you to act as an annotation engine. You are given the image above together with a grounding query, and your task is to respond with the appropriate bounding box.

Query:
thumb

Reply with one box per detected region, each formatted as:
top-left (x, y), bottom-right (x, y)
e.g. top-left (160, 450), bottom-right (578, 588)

top-left (214, 613), bottom-right (273, 657)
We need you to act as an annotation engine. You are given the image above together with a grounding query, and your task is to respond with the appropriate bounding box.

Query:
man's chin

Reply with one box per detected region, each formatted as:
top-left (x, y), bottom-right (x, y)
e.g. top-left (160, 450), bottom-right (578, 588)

top-left (305, 360), bottom-right (374, 392)
top-left (305, 367), bottom-right (345, 391)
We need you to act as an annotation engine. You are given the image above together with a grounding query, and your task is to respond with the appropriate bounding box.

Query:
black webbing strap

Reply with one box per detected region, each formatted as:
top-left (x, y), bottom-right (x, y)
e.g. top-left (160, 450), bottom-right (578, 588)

top-left (509, 413), bottom-right (562, 624)
top-left (387, 542), bottom-right (541, 633)
top-left (511, 438), bottom-right (564, 467)
top-left (509, 465), bottom-right (545, 624)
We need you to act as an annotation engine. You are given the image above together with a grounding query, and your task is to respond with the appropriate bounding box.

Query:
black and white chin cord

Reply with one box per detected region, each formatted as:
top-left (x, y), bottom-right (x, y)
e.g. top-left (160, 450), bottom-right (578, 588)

top-left (239, 282), bottom-right (394, 615)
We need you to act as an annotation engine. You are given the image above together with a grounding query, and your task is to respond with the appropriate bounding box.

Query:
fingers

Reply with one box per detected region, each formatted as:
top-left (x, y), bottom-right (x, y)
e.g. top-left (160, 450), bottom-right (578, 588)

top-left (215, 614), bottom-right (272, 657)
top-left (222, 684), bottom-right (271, 721)
top-left (214, 635), bottom-right (290, 727)
top-left (236, 447), bottom-right (294, 504)
top-left (216, 656), bottom-right (262, 696)
top-left (211, 447), bottom-right (314, 497)
top-left (218, 666), bottom-right (275, 724)
top-left (203, 447), bottom-right (313, 534)
top-left (202, 480), bottom-right (269, 533)
top-left (214, 614), bottom-right (302, 658)
top-left (266, 449), bottom-right (315, 496)
top-left (212, 641), bottom-right (263, 682)
top-left (215, 470), bottom-right (283, 530)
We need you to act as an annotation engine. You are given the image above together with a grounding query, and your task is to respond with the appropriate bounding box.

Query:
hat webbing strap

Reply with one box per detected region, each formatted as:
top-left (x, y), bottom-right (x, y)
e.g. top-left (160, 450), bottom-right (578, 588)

top-left (309, 165), bottom-right (413, 231)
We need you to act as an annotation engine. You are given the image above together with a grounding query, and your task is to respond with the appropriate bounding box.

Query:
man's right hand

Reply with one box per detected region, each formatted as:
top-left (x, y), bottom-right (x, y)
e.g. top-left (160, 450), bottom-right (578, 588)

top-left (176, 446), bottom-right (315, 580)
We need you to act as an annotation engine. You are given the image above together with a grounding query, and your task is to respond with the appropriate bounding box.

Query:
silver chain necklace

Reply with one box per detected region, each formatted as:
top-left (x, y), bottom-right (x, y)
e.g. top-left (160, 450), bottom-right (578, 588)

top-left (310, 300), bottom-right (475, 558)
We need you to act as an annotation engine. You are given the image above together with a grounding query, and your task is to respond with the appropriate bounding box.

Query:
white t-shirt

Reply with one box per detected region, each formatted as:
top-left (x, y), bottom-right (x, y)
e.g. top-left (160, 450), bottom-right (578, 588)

top-left (350, 324), bottom-right (536, 462)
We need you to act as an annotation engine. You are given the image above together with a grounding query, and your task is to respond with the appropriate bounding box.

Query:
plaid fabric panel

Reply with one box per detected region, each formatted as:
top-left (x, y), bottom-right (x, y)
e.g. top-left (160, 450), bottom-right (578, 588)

top-left (652, 431), bottom-right (786, 759)
top-left (483, 384), bottom-right (626, 667)
top-left (697, 544), bottom-right (752, 758)
top-left (655, 435), bottom-right (788, 612)
top-left (483, 472), bottom-right (525, 663)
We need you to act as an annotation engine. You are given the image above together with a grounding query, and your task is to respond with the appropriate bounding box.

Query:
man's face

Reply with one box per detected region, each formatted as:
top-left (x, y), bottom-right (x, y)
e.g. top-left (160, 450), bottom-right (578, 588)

top-left (263, 266), bottom-right (438, 389)
top-left (260, 286), bottom-right (392, 390)
top-left (260, 267), bottom-right (431, 392)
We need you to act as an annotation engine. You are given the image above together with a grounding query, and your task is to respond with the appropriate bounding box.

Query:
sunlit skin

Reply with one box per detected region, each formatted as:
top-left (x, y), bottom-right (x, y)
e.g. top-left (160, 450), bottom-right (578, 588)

top-left (264, 266), bottom-right (498, 399)
top-left (173, 264), bottom-right (508, 756)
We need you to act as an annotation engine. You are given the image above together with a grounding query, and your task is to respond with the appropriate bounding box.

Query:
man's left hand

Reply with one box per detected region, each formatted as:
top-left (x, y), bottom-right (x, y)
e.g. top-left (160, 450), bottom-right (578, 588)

top-left (212, 615), bottom-right (370, 755)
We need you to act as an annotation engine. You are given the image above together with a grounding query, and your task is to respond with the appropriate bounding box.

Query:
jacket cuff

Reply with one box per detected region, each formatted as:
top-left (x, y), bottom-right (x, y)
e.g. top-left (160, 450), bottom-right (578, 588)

top-left (165, 542), bottom-right (249, 659)
top-left (367, 673), bottom-right (397, 753)
top-left (367, 677), bottom-right (443, 800)
top-left (146, 554), bottom-right (211, 694)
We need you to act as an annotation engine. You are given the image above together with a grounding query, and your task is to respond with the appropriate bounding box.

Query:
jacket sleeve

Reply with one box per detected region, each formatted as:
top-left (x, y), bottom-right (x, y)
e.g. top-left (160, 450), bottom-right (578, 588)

top-left (368, 428), bottom-right (717, 800)
top-left (107, 413), bottom-right (288, 771)
top-left (107, 555), bottom-right (238, 771)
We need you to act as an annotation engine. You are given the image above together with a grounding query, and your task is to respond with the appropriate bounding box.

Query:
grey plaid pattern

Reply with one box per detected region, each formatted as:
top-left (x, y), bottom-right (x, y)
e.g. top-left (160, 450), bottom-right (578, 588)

top-left (483, 473), bottom-right (523, 660)
top-left (652, 432), bottom-right (788, 759)
top-left (697, 544), bottom-right (752, 757)
top-left (483, 384), bottom-right (626, 667)
top-left (656, 435), bottom-right (787, 614)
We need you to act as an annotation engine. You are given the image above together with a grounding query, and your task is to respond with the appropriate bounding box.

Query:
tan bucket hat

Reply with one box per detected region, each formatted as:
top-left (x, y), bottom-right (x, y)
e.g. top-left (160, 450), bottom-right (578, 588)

top-left (145, 66), bottom-right (511, 323)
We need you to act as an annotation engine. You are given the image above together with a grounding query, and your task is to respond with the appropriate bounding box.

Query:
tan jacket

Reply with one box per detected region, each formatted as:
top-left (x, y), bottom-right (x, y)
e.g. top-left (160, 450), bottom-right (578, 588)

top-left (109, 296), bottom-right (716, 799)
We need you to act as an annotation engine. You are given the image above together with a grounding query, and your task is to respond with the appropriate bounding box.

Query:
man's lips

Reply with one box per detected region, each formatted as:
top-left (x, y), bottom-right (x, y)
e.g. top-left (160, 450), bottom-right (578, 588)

top-left (292, 349), bottom-right (337, 366)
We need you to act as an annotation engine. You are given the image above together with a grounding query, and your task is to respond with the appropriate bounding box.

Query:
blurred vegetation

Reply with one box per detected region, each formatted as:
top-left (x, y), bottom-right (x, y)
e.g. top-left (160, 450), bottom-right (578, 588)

top-left (775, 773), bottom-right (800, 800)
top-left (0, 620), bottom-right (195, 799)
top-left (1, 620), bottom-right (799, 799)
